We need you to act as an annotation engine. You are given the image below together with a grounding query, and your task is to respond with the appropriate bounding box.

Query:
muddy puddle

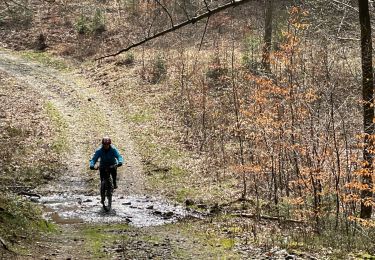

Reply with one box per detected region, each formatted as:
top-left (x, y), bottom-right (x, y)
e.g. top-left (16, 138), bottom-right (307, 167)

top-left (38, 194), bottom-right (200, 227)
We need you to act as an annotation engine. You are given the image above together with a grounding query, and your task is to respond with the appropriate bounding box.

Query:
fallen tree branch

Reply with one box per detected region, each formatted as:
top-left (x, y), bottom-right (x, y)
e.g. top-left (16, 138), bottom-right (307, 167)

top-left (1, 0), bottom-right (30, 10)
top-left (3, 185), bottom-right (33, 189)
top-left (17, 191), bottom-right (41, 199)
top-left (232, 213), bottom-right (305, 224)
top-left (332, 0), bottom-right (359, 12)
top-left (96, 0), bottom-right (253, 60)
top-left (218, 197), bottom-right (252, 208)
top-left (0, 236), bottom-right (11, 252)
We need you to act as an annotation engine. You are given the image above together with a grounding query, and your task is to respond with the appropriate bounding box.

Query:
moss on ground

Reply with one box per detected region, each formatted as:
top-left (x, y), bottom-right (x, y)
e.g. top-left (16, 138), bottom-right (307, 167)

top-left (83, 224), bottom-right (129, 258)
top-left (0, 194), bottom-right (56, 254)
top-left (20, 50), bottom-right (70, 71)
top-left (44, 101), bottom-right (69, 154)
top-left (128, 110), bottom-right (153, 123)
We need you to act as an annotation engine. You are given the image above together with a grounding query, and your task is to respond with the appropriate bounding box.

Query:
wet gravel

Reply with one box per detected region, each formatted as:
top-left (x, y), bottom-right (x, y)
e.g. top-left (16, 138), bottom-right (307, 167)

top-left (39, 194), bottom-right (200, 227)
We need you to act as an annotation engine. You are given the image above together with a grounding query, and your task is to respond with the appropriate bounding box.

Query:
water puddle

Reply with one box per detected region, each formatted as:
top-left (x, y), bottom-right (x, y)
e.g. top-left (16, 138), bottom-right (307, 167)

top-left (39, 194), bottom-right (199, 227)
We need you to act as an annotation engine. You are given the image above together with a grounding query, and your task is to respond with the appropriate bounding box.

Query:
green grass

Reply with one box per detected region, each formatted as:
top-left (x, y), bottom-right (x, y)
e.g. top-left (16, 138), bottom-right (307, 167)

top-left (0, 193), bottom-right (56, 253)
top-left (175, 187), bottom-right (194, 203)
top-left (219, 237), bottom-right (236, 250)
top-left (168, 220), bottom-right (241, 259)
top-left (4, 125), bottom-right (24, 137)
top-left (160, 147), bottom-right (182, 160)
top-left (128, 111), bottom-right (153, 123)
top-left (83, 224), bottom-right (129, 258)
top-left (20, 50), bottom-right (70, 71)
top-left (44, 101), bottom-right (69, 153)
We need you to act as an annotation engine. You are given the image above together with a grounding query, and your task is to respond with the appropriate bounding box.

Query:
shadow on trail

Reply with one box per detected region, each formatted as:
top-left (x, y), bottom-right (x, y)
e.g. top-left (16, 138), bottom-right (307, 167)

top-left (39, 194), bottom-right (201, 227)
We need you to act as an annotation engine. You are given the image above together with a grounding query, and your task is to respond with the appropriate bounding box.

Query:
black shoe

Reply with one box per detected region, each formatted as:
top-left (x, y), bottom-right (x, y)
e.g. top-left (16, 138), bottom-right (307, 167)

top-left (113, 184), bottom-right (118, 189)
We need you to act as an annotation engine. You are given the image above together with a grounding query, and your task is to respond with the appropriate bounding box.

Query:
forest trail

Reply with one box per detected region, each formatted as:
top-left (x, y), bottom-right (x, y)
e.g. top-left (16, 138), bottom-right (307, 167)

top-left (0, 50), bottom-right (201, 259)
top-left (0, 50), bottom-right (144, 197)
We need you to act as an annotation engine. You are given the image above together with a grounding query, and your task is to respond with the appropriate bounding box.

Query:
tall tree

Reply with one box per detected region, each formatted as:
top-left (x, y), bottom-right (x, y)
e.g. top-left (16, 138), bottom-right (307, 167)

top-left (262, 0), bottom-right (273, 73)
top-left (358, 0), bottom-right (374, 219)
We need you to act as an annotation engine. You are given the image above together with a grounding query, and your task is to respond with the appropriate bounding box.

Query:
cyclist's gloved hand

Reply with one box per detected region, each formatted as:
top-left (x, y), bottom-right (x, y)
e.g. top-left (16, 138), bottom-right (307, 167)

top-left (117, 162), bottom-right (123, 167)
top-left (90, 165), bottom-right (95, 170)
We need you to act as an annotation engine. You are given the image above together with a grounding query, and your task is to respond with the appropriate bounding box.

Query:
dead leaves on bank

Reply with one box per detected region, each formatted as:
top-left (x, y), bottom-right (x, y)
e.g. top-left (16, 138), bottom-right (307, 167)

top-left (0, 71), bottom-right (59, 188)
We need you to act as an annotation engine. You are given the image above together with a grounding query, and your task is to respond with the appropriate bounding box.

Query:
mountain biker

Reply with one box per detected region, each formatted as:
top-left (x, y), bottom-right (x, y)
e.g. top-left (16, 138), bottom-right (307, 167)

top-left (89, 137), bottom-right (123, 189)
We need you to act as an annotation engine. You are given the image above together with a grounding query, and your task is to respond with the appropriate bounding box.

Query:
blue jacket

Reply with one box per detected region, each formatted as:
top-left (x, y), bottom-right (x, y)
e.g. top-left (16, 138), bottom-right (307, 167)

top-left (89, 145), bottom-right (124, 168)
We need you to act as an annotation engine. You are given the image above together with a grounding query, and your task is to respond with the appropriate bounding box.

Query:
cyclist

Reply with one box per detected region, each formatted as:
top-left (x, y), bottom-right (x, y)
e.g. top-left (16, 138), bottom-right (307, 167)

top-left (89, 137), bottom-right (123, 189)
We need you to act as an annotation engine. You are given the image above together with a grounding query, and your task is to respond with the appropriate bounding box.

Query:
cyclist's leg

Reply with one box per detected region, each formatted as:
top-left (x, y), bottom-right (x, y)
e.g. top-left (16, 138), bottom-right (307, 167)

top-left (99, 168), bottom-right (105, 204)
top-left (111, 168), bottom-right (117, 189)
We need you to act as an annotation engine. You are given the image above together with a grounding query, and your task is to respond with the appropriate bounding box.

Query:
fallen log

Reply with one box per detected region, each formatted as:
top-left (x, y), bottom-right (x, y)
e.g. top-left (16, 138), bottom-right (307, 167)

top-left (0, 236), bottom-right (10, 251)
top-left (17, 191), bottom-right (41, 199)
top-left (232, 213), bottom-right (305, 224)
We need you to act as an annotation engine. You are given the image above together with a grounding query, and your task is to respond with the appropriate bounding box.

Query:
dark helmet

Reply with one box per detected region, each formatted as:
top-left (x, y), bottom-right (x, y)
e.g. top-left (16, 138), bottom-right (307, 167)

top-left (102, 137), bottom-right (111, 145)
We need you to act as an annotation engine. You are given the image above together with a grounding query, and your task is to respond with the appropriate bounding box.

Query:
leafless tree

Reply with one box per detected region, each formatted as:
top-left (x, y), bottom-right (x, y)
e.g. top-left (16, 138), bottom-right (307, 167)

top-left (358, 0), bottom-right (374, 219)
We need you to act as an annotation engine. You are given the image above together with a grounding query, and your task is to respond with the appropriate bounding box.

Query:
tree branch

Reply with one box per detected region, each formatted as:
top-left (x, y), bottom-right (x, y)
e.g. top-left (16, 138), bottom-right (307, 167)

top-left (147, 13), bottom-right (157, 37)
top-left (0, 236), bottom-right (14, 253)
top-left (178, 0), bottom-right (191, 20)
top-left (96, 0), bottom-right (253, 60)
top-left (232, 213), bottom-right (305, 224)
top-left (155, 0), bottom-right (174, 27)
top-left (203, 0), bottom-right (211, 12)
top-left (332, 0), bottom-right (359, 12)
top-left (198, 17), bottom-right (210, 51)
top-left (3, 0), bottom-right (30, 10)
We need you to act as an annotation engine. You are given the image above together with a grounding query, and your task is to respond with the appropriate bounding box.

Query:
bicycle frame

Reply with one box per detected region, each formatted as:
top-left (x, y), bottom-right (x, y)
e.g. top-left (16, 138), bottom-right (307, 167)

top-left (94, 164), bottom-right (117, 212)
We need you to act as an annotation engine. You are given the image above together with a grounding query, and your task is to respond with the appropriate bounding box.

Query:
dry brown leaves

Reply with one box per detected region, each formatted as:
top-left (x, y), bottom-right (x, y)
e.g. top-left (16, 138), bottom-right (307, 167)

top-left (0, 70), bottom-right (59, 188)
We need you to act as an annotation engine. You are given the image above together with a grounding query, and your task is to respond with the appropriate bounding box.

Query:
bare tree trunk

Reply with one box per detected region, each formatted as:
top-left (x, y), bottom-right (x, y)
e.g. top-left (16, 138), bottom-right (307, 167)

top-left (231, 39), bottom-right (246, 198)
top-left (358, 0), bottom-right (374, 219)
top-left (262, 0), bottom-right (273, 73)
top-left (199, 79), bottom-right (207, 152)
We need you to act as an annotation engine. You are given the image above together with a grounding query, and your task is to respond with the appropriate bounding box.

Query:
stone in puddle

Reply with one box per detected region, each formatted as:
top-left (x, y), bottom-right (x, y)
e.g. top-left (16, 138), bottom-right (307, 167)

top-left (197, 204), bottom-right (207, 209)
top-left (146, 205), bottom-right (154, 210)
top-left (163, 212), bottom-right (174, 218)
top-left (185, 199), bottom-right (194, 206)
top-left (115, 247), bottom-right (123, 253)
top-left (122, 202), bottom-right (131, 205)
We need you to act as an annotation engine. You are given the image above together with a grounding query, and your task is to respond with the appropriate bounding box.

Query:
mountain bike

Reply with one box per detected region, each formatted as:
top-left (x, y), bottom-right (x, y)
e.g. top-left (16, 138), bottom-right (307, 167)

top-left (92, 164), bottom-right (117, 212)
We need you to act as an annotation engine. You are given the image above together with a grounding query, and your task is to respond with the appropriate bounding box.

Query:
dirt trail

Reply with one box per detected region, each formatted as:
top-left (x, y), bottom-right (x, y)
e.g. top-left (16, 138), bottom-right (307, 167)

top-left (0, 50), bottom-right (152, 258)
top-left (0, 50), bottom-right (145, 196)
